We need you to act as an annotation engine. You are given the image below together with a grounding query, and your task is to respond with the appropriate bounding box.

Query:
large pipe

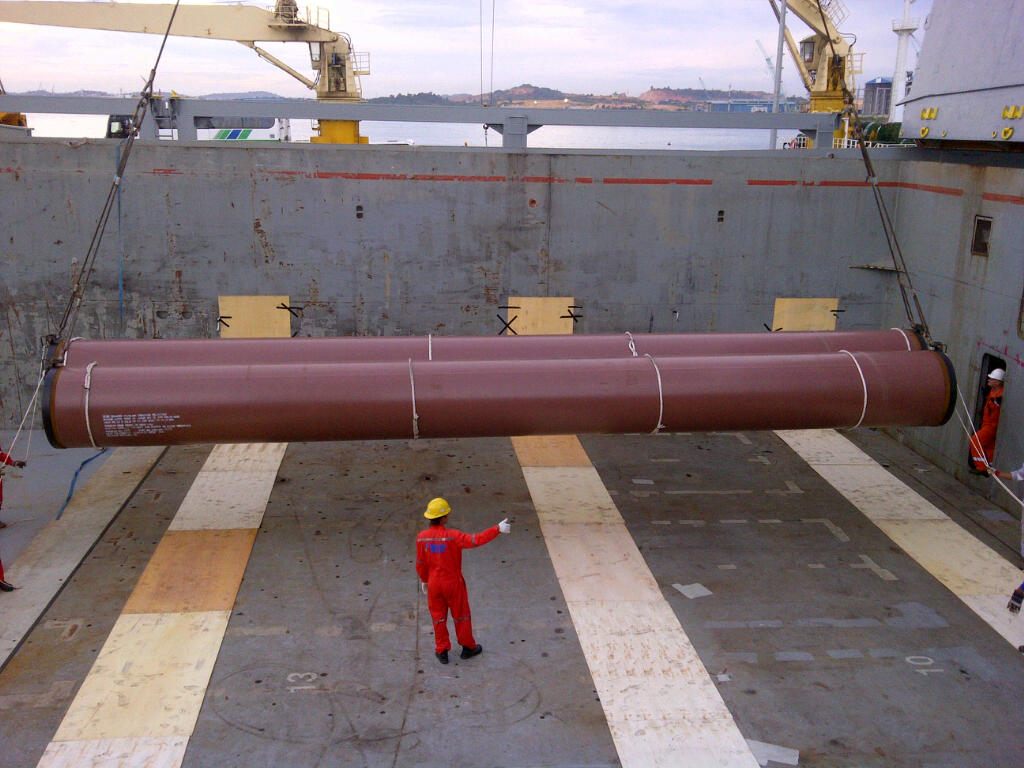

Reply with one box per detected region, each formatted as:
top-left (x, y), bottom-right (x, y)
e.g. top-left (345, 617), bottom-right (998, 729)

top-left (43, 349), bottom-right (955, 448)
top-left (56, 328), bottom-right (925, 368)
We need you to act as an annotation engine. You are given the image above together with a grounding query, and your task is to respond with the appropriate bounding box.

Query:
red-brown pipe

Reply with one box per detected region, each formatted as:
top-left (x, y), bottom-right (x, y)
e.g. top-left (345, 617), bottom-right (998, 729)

top-left (43, 349), bottom-right (955, 448)
top-left (57, 328), bottom-right (924, 368)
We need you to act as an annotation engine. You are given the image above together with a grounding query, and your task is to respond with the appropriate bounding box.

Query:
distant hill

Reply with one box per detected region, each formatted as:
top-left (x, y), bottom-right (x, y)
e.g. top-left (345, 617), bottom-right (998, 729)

top-left (367, 92), bottom-right (456, 105)
top-left (639, 86), bottom-right (776, 104)
top-left (198, 91), bottom-right (284, 100)
top-left (10, 84), bottom-right (807, 107)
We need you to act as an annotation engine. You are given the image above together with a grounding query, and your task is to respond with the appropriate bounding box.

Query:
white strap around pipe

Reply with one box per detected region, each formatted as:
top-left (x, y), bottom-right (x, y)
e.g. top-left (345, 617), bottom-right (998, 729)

top-left (625, 331), bottom-right (638, 357)
top-left (428, 333), bottom-right (433, 361)
top-left (83, 361), bottom-right (99, 449)
top-left (644, 353), bottom-right (666, 433)
top-left (839, 349), bottom-right (868, 429)
top-left (890, 327), bottom-right (913, 351)
top-left (408, 359), bottom-right (420, 439)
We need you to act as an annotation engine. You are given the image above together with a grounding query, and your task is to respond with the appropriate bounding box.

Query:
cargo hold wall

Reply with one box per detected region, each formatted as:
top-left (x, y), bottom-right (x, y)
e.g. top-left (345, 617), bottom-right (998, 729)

top-left (1, 137), bottom-right (1021, 499)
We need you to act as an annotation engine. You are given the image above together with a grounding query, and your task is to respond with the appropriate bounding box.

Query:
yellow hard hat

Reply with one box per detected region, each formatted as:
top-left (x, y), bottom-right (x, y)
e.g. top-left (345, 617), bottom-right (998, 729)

top-left (425, 497), bottom-right (451, 519)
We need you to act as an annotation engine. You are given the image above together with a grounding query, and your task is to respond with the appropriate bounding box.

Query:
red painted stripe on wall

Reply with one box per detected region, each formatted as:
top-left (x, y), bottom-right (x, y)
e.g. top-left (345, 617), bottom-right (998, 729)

top-left (879, 181), bottom-right (963, 196)
top-left (314, 171), bottom-right (409, 180)
top-left (603, 177), bottom-right (713, 185)
top-left (409, 174), bottom-right (507, 182)
top-left (521, 176), bottom-right (567, 184)
top-left (982, 192), bottom-right (1024, 205)
top-left (816, 180), bottom-right (872, 187)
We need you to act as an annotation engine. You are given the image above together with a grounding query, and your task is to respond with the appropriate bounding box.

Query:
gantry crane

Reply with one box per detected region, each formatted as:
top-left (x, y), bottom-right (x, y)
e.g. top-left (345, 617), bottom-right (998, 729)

top-left (767, 0), bottom-right (862, 112)
top-left (0, 1), bottom-right (370, 143)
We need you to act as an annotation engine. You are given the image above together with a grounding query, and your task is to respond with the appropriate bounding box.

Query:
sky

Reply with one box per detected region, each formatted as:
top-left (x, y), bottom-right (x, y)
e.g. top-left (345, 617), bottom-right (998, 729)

top-left (0, 0), bottom-right (933, 99)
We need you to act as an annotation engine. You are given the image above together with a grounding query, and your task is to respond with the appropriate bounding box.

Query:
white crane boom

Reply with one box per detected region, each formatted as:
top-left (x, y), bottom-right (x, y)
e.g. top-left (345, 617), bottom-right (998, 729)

top-left (0, 2), bottom-right (368, 102)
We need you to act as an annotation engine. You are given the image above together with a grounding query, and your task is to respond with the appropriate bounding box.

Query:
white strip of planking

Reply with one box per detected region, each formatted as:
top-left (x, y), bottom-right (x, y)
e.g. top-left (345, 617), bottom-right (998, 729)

top-left (513, 436), bottom-right (759, 768)
top-left (776, 429), bottom-right (1024, 649)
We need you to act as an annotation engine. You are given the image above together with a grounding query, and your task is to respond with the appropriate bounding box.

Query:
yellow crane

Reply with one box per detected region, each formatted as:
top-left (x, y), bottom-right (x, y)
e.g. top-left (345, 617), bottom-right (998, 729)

top-left (0, 1), bottom-right (370, 143)
top-left (767, 0), bottom-right (862, 112)
top-left (0, 76), bottom-right (28, 128)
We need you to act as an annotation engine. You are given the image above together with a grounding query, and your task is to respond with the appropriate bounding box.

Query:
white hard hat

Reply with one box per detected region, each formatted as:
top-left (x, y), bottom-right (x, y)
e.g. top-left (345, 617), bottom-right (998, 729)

top-left (988, 368), bottom-right (1005, 382)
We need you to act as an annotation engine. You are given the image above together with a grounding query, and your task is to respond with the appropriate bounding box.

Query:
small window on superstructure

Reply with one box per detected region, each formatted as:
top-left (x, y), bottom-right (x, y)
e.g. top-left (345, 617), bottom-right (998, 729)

top-left (971, 215), bottom-right (992, 257)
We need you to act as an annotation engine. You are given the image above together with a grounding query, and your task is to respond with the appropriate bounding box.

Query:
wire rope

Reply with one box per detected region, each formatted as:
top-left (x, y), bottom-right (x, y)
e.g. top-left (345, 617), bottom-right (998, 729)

top-left (52, 0), bottom-right (182, 352)
top-left (812, 1), bottom-right (933, 346)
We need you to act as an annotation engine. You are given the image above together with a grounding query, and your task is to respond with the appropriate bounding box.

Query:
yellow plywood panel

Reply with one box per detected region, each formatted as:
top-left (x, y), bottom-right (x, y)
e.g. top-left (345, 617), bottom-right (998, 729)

top-left (38, 735), bottom-right (188, 768)
top-left (217, 295), bottom-right (291, 338)
top-left (568, 600), bottom-right (760, 768)
top-left (1, 447), bottom-right (164, 666)
top-left (962, 594), bottom-right (1024, 649)
top-left (771, 297), bottom-right (839, 331)
top-left (811, 465), bottom-right (949, 521)
top-left (782, 427), bottom-right (1024, 653)
top-left (520, 466), bottom-right (623, 524)
top-left (169, 443), bottom-right (286, 531)
top-left (198, 442), bottom-right (288, 474)
top-left (875, 519), bottom-right (1022, 596)
top-left (507, 296), bottom-right (576, 335)
top-left (169, 471), bottom-right (275, 531)
top-left (123, 529), bottom-right (257, 614)
top-left (511, 434), bottom-right (592, 467)
top-left (53, 611), bottom-right (230, 741)
top-left (774, 429), bottom-right (878, 466)
top-left (540, 521), bottom-right (664, 603)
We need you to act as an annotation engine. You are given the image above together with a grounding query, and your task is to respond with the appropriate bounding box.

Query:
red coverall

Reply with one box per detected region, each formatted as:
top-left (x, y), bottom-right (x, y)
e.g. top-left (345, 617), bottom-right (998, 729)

top-left (0, 449), bottom-right (17, 584)
top-left (970, 384), bottom-right (1003, 470)
top-left (416, 523), bottom-right (499, 654)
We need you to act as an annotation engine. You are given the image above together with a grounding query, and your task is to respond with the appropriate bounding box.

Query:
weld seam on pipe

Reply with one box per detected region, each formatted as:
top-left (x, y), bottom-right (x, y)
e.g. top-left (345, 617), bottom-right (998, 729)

top-left (645, 353), bottom-right (666, 433)
top-left (891, 327), bottom-right (913, 351)
top-left (83, 361), bottom-right (99, 450)
top-left (408, 359), bottom-right (420, 439)
top-left (839, 349), bottom-right (868, 429)
top-left (625, 331), bottom-right (638, 357)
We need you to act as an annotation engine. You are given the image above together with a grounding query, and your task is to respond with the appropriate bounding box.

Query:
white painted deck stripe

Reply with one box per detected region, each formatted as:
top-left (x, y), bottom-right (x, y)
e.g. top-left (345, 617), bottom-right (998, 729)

top-left (515, 441), bottom-right (759, 768)
top-left (38, 443), bottom-right (286, 768)
top-left (168, 443), bottom-right (288, 530)
top-left (49, 611), bottom-right (231, 742)
top-left (776, 429), bottom-right (1024, 649)
top-left (1, 447), bottom-right (164, 667)
top-left (37, 736), bottom-right (189, 768)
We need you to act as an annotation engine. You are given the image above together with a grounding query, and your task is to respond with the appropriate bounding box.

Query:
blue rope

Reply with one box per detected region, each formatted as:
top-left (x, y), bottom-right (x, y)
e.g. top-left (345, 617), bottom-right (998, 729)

top-left (116, 143), bottom-right (125, 336)
top-left (56, 448), bottom-right (107, 520)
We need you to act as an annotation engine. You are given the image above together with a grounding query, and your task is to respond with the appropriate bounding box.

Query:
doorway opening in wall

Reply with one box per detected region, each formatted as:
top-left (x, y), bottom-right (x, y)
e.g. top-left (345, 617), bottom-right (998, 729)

top-left (1018, 282), bottom-right (1024, 339)
top-left (968, 353), bottom-right (1007, 470)
top-left (971, 215), bottom-right (992, 256)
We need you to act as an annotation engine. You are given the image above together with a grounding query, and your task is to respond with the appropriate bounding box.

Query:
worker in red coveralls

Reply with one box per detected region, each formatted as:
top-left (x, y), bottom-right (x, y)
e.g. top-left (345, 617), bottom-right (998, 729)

top-left (0, 444), bottom-right (27, 592)
top-left (416, 497), bottom-right (509, 664)
top-left (970, 368), bottom-right (1005, 472)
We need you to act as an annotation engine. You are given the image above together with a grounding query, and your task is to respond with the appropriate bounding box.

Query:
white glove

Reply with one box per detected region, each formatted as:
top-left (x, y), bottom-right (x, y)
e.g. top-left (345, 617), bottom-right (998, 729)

top-left (498, 518), bottom-right (511, 534)
top-left (420, 581), bottom-right (428, 595)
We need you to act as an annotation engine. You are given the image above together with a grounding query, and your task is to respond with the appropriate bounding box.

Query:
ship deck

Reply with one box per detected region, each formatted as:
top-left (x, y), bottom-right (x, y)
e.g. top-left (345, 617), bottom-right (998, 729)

top-left (2, 427), bottom-right (1024, 767)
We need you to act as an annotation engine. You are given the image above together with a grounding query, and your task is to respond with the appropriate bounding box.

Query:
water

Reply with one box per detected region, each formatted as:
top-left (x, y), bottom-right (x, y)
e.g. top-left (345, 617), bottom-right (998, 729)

top-left (24, 112), bottom-right (801, 151)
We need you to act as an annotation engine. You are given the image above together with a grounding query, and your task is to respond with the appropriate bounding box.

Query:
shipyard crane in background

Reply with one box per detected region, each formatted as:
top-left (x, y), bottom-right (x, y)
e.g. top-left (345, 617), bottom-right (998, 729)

top-left (0, 0), bottom-right (370, 143)
top-left (767, 0), bottom-right (861, 112)
top-left (755, 39), bottom-right (777, 88)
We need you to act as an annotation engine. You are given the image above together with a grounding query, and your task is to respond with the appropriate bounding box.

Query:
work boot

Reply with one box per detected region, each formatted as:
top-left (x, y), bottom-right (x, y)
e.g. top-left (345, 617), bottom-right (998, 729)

top-left (0, 580), bottom-right (14, 592)
top-left (435, 650), bottom-right (449, 665)
top-left (1008, 588), bottom-right (1024, 614)
top-left (460, 644), bottom-right (483, 660)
